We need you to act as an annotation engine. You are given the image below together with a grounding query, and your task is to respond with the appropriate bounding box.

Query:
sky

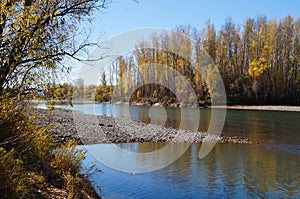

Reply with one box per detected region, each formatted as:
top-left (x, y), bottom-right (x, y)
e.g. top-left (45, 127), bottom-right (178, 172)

top-left (67, 0), bottom-right (300, 84)
top-left (92, 0), bottom-right (300, 38)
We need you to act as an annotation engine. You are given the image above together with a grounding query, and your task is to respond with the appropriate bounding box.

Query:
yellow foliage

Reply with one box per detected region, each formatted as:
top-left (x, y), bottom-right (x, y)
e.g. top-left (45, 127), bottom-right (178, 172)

top-left (248, 57), bottom-right (270, 78)
top-left (0, 97), bottom-right (93, 198)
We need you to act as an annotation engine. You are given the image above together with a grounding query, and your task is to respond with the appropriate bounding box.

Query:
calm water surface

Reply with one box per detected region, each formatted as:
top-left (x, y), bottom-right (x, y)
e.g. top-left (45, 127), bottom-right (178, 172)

top-left (69, 103), bottom-right (300, 145)
top-left (80, 143), bottom-right (300, 198)
top-left (55, 104), bottom-right (300, 198)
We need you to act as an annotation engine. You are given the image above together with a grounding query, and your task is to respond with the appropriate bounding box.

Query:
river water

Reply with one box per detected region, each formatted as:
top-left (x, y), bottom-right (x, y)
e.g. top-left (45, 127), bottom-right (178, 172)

top-left (57, 104), bottom-right (300, 198)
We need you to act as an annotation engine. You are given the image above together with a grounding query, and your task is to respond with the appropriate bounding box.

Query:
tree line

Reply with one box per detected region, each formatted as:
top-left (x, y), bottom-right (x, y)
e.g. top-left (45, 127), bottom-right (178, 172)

top-left (46, 15), bottom-right (300, 106)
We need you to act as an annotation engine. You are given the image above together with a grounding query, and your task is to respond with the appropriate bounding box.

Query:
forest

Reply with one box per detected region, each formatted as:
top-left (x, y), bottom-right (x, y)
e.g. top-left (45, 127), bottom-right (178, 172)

top-left (46, 15), bottom-right (300, 106)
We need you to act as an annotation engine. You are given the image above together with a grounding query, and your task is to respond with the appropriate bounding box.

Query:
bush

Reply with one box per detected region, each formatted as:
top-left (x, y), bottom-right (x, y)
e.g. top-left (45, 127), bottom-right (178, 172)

top-left (0, 96), bottom-right (100, 199)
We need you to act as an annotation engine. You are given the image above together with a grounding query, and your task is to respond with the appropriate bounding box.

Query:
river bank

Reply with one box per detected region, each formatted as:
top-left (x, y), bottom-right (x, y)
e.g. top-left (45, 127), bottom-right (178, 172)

top-left (214, 105), bottom-right (300, 112)
top-left (34, 108), bottom-right (256, 145)
top-left (0, 100), bottom-right (101, 199)
top-left (32, 99), bottom-right (300, 112)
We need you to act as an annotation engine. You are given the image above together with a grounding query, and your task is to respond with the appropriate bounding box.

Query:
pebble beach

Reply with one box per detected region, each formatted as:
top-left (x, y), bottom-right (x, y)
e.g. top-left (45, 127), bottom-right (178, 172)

top-left (34, 108), bottom-right (256, 145)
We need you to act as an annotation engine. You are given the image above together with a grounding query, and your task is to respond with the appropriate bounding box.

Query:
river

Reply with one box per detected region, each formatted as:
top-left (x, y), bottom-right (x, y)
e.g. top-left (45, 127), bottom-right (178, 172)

top-left (52, 103), bottom-right (300, 198)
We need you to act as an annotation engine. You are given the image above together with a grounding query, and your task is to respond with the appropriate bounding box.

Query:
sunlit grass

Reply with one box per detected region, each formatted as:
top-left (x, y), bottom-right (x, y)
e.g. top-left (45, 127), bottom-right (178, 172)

top-left (0, 95), bottom-right (99, 199)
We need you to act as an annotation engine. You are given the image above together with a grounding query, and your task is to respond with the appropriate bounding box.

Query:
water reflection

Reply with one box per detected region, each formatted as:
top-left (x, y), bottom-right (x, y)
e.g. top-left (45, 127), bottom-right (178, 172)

top-left (84, 142), bottom-right (191, 173)
top-left (81, 143), bottom-right (300, 198)
top-left (39, 103), bottom-right (300, 197)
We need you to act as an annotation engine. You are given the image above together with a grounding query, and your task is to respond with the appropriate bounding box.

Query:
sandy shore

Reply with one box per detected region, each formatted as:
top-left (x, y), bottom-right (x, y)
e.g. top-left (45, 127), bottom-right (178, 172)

top-left (34, 109), bottom-right (256, 145)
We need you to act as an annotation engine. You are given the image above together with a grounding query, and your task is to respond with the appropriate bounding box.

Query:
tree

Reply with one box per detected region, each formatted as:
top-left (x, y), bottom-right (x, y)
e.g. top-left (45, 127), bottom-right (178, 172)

top-left (91, 15), bottom-right (300, 106)
top-left (101, 72), bottom-right (107, 87)
top-left (0, 0), bottom-right (109, 96)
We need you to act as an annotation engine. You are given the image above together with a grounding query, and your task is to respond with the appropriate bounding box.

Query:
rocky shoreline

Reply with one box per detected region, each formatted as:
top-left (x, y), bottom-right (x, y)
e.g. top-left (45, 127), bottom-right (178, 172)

top-left (34, 108), bottom-right (256, 145)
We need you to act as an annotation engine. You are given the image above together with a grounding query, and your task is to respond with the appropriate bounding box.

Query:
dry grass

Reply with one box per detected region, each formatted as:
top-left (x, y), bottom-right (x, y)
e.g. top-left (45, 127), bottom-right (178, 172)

top-left (0, 96), bottom-right (100, 199)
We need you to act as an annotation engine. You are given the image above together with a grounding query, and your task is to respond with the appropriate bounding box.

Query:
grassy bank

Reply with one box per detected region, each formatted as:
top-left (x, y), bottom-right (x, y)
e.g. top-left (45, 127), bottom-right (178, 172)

top-left (0, 97), bottom-right (100, 199)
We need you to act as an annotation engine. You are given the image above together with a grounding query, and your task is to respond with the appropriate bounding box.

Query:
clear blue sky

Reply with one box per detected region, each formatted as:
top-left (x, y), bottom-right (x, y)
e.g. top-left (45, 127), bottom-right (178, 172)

top-left (92, 0), bottom-right (300, 37)
top-left (67, 0), bottom-right (300, 83)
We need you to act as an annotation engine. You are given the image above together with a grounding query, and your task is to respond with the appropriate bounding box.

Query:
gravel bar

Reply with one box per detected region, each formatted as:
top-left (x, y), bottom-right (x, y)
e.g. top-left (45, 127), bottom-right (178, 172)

top-left (34, 109), bottom-right (256, 145)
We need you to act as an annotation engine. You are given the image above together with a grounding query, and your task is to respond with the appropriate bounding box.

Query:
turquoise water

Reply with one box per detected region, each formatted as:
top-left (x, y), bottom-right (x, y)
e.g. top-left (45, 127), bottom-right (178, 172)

top-left (47, 103), bottom-right (300, 198)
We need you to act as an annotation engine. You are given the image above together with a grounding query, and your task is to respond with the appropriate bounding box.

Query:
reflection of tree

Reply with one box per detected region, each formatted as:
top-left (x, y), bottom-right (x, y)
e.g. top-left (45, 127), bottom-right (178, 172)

top-left (114, 143), bottom-right (300, 197)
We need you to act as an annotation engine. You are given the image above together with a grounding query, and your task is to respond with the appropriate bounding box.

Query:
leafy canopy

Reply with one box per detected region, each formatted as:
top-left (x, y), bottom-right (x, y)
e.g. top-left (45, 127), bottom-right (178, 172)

top-left (0, 0), bottom-right (108, 95)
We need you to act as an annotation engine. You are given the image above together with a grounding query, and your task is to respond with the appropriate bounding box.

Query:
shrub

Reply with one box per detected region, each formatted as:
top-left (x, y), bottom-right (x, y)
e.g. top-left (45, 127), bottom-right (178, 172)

top-left (0, 96), bottom-right (100, 198)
